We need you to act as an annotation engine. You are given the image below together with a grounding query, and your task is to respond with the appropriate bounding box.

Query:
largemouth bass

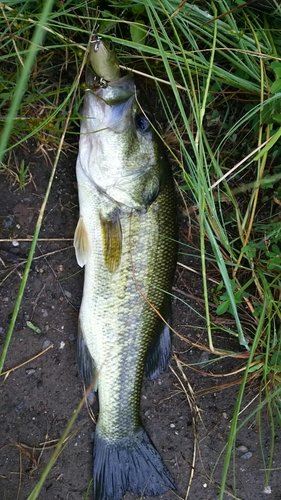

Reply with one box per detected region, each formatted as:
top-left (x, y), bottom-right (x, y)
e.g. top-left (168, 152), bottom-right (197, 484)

top-left (74, 40), bottom-right (177, 500)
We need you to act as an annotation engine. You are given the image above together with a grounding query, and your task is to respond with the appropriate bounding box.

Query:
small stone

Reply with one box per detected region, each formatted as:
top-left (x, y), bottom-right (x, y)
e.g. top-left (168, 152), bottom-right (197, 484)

top-left (198, 351), bottom-right (209, 367)
top-left (12, 240), bottom-right (19, 247)
top-left (237, 445), bottom-right (248, 452)
top-left (241, 451), bottom-right (252, 459)
top-left (3, 215), bottom-right (14, 228)
top-left (26, 368), bottom-right (36, 376)
top-left (68, 334), bottom-right (76, 342)
top-left (42, 339), bottom-right (52, 349)
top-left (15, 401), bottom-right (25, 414)
top-left (41, 309), bottom-right (48, 318)
top-left (59, 341), bottom-right (65, 349)
top-left (64, 290), bottom-right (72, 299)
top-left (0, 327), bottom-right (4, 334)
top-left (263, 486), bottom-right (271, 494)
top-left (170, 423), bottom-right (175, 428)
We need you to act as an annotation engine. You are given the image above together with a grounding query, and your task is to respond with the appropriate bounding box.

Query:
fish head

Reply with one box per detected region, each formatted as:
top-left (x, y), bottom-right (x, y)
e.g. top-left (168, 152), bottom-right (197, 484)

top-left (78, 76), bottom-right (164, 211)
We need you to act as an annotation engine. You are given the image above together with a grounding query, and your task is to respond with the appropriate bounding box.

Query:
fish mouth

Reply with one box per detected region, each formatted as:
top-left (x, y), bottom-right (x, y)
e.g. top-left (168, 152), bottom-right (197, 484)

top-left (105, 94), bottom-right (136, 133)
top-left (84, 73), bottom-right (137, 132)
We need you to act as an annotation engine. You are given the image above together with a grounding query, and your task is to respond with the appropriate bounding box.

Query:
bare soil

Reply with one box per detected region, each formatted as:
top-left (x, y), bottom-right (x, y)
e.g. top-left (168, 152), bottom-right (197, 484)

top-left (0, 141), bottom-right (280, 500)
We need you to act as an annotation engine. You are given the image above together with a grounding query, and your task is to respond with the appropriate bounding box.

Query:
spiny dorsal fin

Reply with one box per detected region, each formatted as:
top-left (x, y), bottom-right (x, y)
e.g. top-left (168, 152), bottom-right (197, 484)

top-left (100, 214), bottom-right (122, 273)
top-left (74, 217), bottom-right (90, 267)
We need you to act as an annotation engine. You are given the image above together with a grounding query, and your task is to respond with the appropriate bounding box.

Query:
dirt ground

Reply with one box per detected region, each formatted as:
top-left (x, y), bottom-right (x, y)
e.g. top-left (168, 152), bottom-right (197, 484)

top-left (0, 138), bottom-right (281, 500)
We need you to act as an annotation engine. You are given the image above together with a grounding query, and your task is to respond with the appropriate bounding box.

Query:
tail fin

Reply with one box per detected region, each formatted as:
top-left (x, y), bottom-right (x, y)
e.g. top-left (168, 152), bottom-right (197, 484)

top-left (93, 427), bottom-right (175, 500)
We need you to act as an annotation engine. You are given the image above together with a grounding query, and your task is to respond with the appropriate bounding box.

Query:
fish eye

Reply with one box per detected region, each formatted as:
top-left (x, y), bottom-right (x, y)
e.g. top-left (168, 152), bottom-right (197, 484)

top-left (135, 114), bottom-right (151, 133)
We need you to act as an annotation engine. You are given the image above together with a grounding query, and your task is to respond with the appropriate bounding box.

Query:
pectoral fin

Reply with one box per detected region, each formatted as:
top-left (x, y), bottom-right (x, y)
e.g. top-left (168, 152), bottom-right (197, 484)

top-left (100, 215), bottom-right (122, 273)
top-left (74, 217), bottom-right (90, 268)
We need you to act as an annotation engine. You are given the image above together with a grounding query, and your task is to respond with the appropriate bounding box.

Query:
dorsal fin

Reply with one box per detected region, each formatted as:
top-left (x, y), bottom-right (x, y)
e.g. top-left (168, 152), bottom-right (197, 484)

top-left (74, 216), bottom-right (90, 268)
top-left (100, 214), bottom-right (122, 273)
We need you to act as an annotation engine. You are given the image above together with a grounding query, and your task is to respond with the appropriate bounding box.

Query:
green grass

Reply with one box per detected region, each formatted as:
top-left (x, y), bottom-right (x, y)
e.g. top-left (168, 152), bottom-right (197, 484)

top-left (1, 0), bottom-right (281, 498)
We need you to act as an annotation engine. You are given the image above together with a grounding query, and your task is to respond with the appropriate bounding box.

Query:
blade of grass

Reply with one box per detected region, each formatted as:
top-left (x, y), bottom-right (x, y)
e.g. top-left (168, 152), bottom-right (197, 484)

top-left (197, 1), bottom-right (218, 352)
